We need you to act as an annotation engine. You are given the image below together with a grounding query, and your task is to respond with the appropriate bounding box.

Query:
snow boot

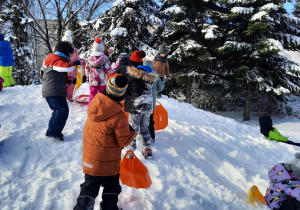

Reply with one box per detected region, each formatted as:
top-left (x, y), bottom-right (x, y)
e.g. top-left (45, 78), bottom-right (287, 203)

top-left (142, 148), bottom-right (152, 159)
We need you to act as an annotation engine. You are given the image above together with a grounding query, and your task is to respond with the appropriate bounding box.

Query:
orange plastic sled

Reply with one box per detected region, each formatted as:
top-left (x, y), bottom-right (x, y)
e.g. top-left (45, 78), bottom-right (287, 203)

top-left (153, 100), bottom-right (168, 130)
top-left (75, 94), bottom-right (90, 105)
top-left (119, 150), bottom-right (152, 189)
top-left (248, 185), bottom-right (267, 208)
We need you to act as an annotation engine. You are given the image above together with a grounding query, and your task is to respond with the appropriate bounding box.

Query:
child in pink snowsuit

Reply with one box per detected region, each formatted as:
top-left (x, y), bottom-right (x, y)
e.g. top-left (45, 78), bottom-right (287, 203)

top-left (85, 38), bottom-right (114, 106)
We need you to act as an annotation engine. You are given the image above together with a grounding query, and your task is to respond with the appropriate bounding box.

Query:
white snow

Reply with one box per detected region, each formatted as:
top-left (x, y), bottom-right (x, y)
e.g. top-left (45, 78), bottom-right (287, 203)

top-left (1, 84), bottom-right (300, 210)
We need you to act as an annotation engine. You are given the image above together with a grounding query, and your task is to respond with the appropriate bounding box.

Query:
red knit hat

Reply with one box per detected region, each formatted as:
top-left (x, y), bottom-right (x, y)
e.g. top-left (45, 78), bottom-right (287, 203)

top-left (130, 50), bottom-right (146, 63)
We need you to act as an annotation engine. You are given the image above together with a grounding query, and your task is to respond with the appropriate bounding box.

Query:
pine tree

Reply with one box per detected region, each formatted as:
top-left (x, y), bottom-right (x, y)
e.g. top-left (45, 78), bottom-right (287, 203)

top-left (90, 0), bottom-right (161, 61)
top-left (151, 0), bottom-right (219, 104)
top-left (0, 0), bottom-right (40, 85)
top-left (216, 1), bottom-right (300, 120)
top-left (293, 0), bottom-right (300, 17)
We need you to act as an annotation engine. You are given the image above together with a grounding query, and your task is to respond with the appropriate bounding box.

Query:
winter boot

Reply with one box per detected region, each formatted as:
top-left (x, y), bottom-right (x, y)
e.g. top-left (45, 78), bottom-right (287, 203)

top-left (142, 148), bottom-right (152, 159)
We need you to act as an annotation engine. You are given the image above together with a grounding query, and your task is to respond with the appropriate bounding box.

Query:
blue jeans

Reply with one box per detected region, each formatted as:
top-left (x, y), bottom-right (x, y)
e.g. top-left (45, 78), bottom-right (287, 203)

top-left (45, 96), bottom-right (69, 137)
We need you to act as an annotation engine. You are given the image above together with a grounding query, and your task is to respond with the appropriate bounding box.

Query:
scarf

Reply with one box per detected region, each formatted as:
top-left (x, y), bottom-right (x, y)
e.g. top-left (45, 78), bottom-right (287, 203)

top-left (54, 51), bottom-right (70, 61)
top-left (155, 53), bottom-right (168, 63)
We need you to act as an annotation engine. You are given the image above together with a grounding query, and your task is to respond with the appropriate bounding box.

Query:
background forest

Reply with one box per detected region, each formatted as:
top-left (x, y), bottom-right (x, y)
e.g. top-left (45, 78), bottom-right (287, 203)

top-left (1, 0), bottom-right (300, 120)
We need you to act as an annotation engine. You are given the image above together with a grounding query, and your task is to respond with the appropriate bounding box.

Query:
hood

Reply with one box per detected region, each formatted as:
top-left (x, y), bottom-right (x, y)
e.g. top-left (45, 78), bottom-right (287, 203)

top-left (87, 93), bottom-right (123, 122)
top-left (87, 55), bottom-right (107, 68)
top-left (126, 66), bottom-right (158, 83)
top-left (44, 53), bottom-right (68, 67)
top-left (119, 57), bottom-right (129, 65)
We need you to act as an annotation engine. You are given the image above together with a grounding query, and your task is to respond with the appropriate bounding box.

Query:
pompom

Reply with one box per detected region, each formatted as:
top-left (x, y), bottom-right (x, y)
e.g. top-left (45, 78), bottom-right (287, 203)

top-left (115, 75), bottom-right (128, 88)
top-left (95, 37), bottom-right (101, 43)
top-left (138, 50), bottom-right (146, 58)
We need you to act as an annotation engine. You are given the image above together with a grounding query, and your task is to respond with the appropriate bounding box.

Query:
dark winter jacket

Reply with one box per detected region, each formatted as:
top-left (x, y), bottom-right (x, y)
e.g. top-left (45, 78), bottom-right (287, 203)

top-left (124, 66), bottom-right (158, 114)
top-left (115, 57), bottom-right (129, 77)
top-left (82, 93), bottom-right (135, 176)
top-left (41, 53), bottom-right (76, 97)
top-left (0, 40), bottom-right (14, 66)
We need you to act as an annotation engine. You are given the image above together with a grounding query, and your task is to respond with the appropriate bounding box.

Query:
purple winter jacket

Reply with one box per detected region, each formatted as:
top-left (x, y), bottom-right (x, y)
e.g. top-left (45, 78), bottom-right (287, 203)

top-left (265, 163), bottom-right (300, 209)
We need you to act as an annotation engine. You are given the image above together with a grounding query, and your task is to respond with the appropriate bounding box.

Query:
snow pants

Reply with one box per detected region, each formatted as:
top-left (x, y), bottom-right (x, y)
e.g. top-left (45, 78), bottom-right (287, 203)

top-left (45, 96), bottom-right (69, 138)
top-left (74, 174), bottom-right (121, 210)
top-left (129, 113), bottom-right (151, 150)
top-left (0, 66), bottom-right (15, 87)
top-left (66, 83), bottom-right (75, 101)
top-left (88, 85), bottom-right (106, 106)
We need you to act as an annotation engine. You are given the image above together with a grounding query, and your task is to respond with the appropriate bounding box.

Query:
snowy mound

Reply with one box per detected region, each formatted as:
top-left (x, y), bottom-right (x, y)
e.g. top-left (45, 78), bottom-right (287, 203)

top-left (0, 85), bottom-right (299, 210)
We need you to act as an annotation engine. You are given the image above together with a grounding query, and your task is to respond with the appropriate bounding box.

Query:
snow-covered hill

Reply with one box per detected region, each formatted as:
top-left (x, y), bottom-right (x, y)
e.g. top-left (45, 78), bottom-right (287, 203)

top-left (1, 84), bottom-right (300, 210)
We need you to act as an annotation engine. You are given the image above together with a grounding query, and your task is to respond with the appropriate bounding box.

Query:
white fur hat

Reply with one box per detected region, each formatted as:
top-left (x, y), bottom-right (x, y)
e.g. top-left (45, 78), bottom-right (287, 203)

top-left (62, 30), bottom-right (73, 44)
top-left (91, 37), bottom-right (104, 56)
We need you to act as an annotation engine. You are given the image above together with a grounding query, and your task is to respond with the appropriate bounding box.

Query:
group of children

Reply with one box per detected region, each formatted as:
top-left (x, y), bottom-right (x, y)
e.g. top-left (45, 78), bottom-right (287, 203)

top-left (39, 30), bottom-right (170, 209)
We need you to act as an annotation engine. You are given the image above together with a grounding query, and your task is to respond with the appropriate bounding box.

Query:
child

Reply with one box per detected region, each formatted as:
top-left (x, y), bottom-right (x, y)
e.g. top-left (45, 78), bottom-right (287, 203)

top-left (259, 116), bottom-right (288, 142)
top-left (0, 34), bottom-right (15, 87)
top-left (153, 43), bottom-right (171, 81)
top-left (124, 61), bottom-right (159, 159)
top-left (265, 153), bottom-right (300, 210)
top-left (85, 38), bottom-right (114, 106)
top-left (143, 59), bottom-right (165, 145)
top-left (74, 75), bottom-right (136, 210)
top-left (0, 76), bottom-right (4, 92)
top-left (41, 42), bottom-right (79, 141)
top-left (114, 53), bottom-right (130, 76)
top-left (61, 30), bottom-right (85, 100)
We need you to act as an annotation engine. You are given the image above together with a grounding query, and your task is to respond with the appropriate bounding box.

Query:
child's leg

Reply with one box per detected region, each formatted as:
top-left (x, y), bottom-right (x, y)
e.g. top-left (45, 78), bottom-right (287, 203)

top-left (88, 86), bottom-right (99, 106)
top-left (100, 174), bottom-right (122, 210)
top-left (148, 112), bottom-right (155, 142)
top-left (66, 83), bottom-right (75, 100)
top-left (140, 114), bottom-right (152, 150)
top-left (99, 85), bottom-right (106, 94)
top-left (74, 174), bottom-right (101, 210)
top-left (128, 113), bottom-right (143, 149)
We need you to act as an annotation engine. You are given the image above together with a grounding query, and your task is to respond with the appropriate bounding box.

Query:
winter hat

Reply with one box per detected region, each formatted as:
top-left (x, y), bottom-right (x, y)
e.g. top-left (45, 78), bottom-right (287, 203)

top-left (290, 153), bottom-right (300, 178)
top-left (118, 52), bottom-right (129, 60)
top-left (0, 34), bottom-right (4, 41)
top-left (137, 65), bottom-right (152, 73)
top-left (158, 43), bottom-right (168, 54)
top-left (62, 30), bottom-right (73, 44)
top-left (105, 75), bottom-right (128, 101)
top-left (55, 42), bottom-right (74, 57)
top-left (91, 37), bottom-right (104, 56)
top-left (130, 50), bottom-right (146, 63)
top-left (143, 59), bottom-right (154, 72)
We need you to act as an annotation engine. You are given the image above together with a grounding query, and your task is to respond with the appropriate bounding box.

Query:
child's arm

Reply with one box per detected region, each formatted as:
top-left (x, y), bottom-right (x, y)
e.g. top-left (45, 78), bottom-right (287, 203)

top-left (113, 115), bottom-right (136, 148)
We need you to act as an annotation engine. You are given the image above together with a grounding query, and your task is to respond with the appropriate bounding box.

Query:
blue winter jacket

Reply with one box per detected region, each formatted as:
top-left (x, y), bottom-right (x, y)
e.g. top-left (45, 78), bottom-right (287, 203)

top-left (0, 40), bottom-right (14, 66)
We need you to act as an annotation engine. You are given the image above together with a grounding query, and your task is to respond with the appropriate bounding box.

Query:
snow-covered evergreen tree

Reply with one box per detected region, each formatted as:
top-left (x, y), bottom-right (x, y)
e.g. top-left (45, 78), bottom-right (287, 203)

top-left (216, 1), bottom-right (300, 120)
top-left (293, 0), bottom-right (300, 17)
top-left (151, 0), bottom-right (219, 104)
top-left (0, 0), bottom-right (40, 85)
top-left (89, 0), bottom-right (161, 61)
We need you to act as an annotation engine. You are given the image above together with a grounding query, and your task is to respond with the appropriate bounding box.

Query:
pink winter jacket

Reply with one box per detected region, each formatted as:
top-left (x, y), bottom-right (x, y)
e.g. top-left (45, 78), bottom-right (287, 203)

top-left (85, 53), bottom-right (114, 87)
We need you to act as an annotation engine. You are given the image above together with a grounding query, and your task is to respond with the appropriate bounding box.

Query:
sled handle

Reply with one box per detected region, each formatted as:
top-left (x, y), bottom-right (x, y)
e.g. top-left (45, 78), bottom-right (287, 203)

top-left (156, 100), bottom-right (162, 106)
top-left (124, 150), bottom-right (136, 159)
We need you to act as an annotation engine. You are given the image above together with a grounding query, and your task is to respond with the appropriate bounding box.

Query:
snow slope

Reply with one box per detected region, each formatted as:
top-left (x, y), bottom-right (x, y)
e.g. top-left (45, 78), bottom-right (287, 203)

top-left (1, 84), bottom-right (300, 210)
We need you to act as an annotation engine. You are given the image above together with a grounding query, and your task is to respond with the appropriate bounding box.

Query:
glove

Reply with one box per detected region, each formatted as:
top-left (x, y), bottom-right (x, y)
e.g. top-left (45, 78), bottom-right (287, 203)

top-left (83, 76), bottom-right (87, 83)
top-left (72, 78), bottom-right (77, 85)
top-left (73, 60), bottom-right (81, 66)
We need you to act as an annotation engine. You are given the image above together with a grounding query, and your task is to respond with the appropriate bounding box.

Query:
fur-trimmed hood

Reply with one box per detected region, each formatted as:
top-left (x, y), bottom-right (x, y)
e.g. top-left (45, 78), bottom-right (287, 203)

top-left (126, 66), bottom-right (158, 83)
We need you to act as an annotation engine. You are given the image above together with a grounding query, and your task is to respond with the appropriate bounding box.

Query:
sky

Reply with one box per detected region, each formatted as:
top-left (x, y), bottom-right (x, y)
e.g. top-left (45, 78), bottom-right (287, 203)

top-left (1, 83), bottom-right (300, 210)
top-left (284, 1), bottom-right (295, 13)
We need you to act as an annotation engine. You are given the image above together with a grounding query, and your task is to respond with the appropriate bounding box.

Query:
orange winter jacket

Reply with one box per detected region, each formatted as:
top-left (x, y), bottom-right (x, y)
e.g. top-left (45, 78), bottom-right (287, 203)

top-left (82, 93), bottom-right (136, 176)
top-left (153, 59), bottom-right (170, 78)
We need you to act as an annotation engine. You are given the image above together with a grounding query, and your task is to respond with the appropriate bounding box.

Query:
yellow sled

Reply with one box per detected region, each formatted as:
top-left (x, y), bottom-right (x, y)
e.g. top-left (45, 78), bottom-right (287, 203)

top-left (73, 65), bottom-right (83, 99)
top-left (248, 185), bottom-right (267, 208)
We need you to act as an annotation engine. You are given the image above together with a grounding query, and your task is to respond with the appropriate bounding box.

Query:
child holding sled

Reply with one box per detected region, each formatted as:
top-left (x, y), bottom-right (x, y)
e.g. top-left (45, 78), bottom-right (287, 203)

top-left (265, 153), bottom-right (300, 210)
top-left (74, 75), bottom-right (136, 210)
top-left (85, 38), bottom-right (114, 106)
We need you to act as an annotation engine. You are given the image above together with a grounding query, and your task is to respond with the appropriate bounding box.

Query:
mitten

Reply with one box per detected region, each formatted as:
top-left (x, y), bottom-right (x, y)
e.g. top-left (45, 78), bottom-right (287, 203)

top-left (73, 60), bottom-right (81, 66)
top-left (83, 76), bottom-right (87, 83)
top-left (72, 78), bottom-right (77, 84)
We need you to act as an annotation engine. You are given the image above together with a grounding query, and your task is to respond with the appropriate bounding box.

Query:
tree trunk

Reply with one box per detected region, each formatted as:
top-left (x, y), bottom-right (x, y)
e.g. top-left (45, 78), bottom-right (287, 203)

top-left (185, 76), bottom-right (192, 104)
top-left (243, 85), bottom-right (251, 121)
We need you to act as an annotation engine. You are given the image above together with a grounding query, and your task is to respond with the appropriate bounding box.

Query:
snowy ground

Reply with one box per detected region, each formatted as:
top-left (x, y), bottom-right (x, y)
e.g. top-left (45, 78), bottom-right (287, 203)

top-left (1, 84), bottom-right (300, 210)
